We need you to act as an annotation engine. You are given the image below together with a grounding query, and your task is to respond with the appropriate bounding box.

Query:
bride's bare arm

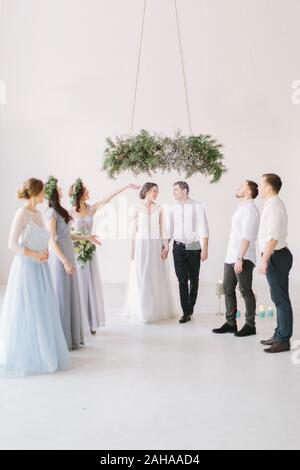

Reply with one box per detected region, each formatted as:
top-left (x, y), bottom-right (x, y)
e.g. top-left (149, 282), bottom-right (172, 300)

top-left (159, 208), bottom-right (169, 259)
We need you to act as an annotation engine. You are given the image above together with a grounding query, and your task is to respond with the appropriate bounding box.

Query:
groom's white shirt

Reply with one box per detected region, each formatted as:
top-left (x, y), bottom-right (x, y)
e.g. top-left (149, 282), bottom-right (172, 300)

top-left (168, 198), bottom-right (209, 247)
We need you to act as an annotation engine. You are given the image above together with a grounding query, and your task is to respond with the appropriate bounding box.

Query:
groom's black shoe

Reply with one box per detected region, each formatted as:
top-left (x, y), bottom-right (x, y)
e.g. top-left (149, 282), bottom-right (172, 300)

top-left (212, 322), bottom-right (237, 334)
top-left (235, 324), bottom-right (256, 337)
top-left (179, 314), bottom-right (191, 324)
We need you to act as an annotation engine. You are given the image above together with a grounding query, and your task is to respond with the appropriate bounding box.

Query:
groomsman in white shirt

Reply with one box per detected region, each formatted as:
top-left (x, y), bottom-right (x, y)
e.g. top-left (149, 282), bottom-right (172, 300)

top-left (163, 181), bottom-right (209, 324)
top-left (213, 180), bottom-right (260, 336)
top-left (258, 174), bottom-right (293, 353)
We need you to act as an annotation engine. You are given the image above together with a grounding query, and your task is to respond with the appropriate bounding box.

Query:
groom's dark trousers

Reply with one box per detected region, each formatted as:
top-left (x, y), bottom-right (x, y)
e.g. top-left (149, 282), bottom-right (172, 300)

top-left (173, 241), bottom-right (201, 316)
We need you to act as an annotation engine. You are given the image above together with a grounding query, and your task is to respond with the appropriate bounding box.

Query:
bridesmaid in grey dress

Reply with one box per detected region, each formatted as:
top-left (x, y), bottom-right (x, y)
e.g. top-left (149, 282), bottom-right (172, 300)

top-left (69, 178), bottom-right (140, 334)
top-left (45, 176), bottom-right (100, 350)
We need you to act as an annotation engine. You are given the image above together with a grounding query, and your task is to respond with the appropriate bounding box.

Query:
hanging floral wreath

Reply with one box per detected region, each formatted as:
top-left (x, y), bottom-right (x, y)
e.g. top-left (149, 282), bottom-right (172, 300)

top-left (103, 129), bottom-right (226, 183)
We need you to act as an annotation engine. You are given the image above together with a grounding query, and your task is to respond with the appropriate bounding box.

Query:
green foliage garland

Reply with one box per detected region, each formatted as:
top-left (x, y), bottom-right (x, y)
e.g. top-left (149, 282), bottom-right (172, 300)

top-left (103, 130), bottom-right (226, 183)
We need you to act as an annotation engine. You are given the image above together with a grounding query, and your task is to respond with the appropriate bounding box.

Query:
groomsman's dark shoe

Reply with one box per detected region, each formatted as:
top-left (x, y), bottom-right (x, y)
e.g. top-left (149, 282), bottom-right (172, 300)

top-left (260, 336), bottom-right (276, 346)
top-left (179, 314), bottom-right (191, 324)
top-left (264, 342), bottom-right (290, 353)
top-left (235, 324), bottom-right (256, 337)
top-left (212, 322), bottom-right (237, 334)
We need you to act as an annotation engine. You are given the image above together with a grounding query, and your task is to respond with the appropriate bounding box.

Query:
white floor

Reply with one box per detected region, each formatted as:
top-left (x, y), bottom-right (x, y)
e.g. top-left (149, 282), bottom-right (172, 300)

top-left (0, 283), bottom-right (299, 450)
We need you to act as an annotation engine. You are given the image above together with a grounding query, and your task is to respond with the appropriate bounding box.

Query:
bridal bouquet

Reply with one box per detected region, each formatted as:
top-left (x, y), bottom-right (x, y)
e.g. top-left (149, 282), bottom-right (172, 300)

top-left (72, 231), bottom-right (96, 267)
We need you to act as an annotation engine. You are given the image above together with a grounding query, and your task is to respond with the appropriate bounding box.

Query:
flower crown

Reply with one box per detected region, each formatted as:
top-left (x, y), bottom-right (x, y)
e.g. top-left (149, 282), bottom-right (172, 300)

top-left (44, 176), bottom-right (58, 200)
top-left (70, 178), bottom-right (84, 205)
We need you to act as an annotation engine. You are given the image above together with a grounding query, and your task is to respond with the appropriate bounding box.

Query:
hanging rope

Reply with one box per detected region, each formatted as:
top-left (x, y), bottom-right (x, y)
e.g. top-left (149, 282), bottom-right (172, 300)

top-left (0, 0), bottom-right (6, 106)
top-left (129, 0), bottom-right (147, 134)
top-left (174, 0), bottom-right (193, 134)
top-left (129, 0), bottom-right (193, 135)
top-left (0, 0), bottom-right (3, 77)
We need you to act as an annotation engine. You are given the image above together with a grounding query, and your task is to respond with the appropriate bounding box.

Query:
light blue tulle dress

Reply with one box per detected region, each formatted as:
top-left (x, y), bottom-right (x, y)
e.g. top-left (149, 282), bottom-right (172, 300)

top-left (0, 208), bottom-right (70, 377)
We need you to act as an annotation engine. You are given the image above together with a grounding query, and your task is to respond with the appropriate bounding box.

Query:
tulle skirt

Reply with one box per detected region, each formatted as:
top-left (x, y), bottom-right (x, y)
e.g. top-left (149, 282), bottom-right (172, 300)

top-left (0, 254), bottom-right (70, 377)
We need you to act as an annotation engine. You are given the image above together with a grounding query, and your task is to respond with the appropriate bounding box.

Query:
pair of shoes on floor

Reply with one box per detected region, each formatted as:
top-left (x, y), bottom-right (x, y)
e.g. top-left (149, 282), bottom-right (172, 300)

top-left (213, 325), bottom-right (291, 352)
top-left (261, 337), bottom-right (290, 353)
top-left (179, 314), bottom-right (192, 324)
top-left (212, 322), bottom-right (256, 337)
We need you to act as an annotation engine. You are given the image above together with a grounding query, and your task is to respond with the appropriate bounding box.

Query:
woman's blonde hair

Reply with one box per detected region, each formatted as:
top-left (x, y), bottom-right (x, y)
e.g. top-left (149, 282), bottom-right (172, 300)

top-left (17, 178), bottom-right (44, 200)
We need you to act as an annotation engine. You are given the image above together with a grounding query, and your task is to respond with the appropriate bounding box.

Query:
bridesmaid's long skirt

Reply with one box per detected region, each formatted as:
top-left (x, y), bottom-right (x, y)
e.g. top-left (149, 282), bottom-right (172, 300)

top-left (76, 255), bottom-right (105, 331)
top-left (0, 254), bottom-right (70, 377)
top-left (48, 238), bottom-right (85, 350)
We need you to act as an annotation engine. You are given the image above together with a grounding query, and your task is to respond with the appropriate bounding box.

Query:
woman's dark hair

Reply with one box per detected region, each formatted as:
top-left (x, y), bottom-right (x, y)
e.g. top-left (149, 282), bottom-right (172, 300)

top-left (139, 182), bottom-right (158, 200)
top-left (17, 178), bottom-right (43, 199)
top-left (263, 173), bottom-right (282, 194)
top-left (69, 183), bottom-right (86, 212)
top-left (49, 187), bottom-right (72, 224)
top-left (246, 180), bottom-right (259, 199)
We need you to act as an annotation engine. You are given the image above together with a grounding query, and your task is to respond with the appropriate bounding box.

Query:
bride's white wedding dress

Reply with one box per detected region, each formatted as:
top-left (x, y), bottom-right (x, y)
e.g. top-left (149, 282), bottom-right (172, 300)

top-left (125, 203), bottom-right (176, 323)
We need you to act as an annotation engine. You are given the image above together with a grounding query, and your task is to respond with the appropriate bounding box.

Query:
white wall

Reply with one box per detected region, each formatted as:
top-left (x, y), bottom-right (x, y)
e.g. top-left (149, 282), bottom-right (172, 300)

top-left (0, 0), bottom-right (300, 284)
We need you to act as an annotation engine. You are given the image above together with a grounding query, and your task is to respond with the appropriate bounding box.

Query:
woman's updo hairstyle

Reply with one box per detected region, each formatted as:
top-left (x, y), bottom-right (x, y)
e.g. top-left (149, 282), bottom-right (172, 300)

top-left (17, 178), bottom-right (44, 200)
top-left (139, 182), bottom-right (158, 200)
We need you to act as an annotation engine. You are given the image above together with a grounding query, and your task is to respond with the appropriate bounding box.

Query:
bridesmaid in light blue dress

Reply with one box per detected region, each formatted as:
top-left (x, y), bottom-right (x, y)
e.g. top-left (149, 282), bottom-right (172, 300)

top-left (45, 176), bottom-right (100, 349)
top-left (0, 178), bottom-right (70, 376)
top-left (69, 179), bottom-right (140, 334)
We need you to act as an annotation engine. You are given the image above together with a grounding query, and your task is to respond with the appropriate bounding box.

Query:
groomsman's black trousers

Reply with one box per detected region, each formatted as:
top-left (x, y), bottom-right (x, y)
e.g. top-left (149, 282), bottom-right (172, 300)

top-left (173, 241), bottom-right (201, 317)
top-left (266, 247), bottom-right (293, 344)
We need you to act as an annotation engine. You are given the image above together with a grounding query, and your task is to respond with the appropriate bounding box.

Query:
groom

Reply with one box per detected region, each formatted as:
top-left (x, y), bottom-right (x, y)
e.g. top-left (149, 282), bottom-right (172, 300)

top-left (163, 182), bottom-right (209, 323)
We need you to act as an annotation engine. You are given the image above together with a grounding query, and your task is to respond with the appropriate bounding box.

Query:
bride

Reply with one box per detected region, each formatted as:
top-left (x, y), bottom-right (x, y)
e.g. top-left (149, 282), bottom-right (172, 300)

top-left (125, 182), bottom-right (176, 323)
